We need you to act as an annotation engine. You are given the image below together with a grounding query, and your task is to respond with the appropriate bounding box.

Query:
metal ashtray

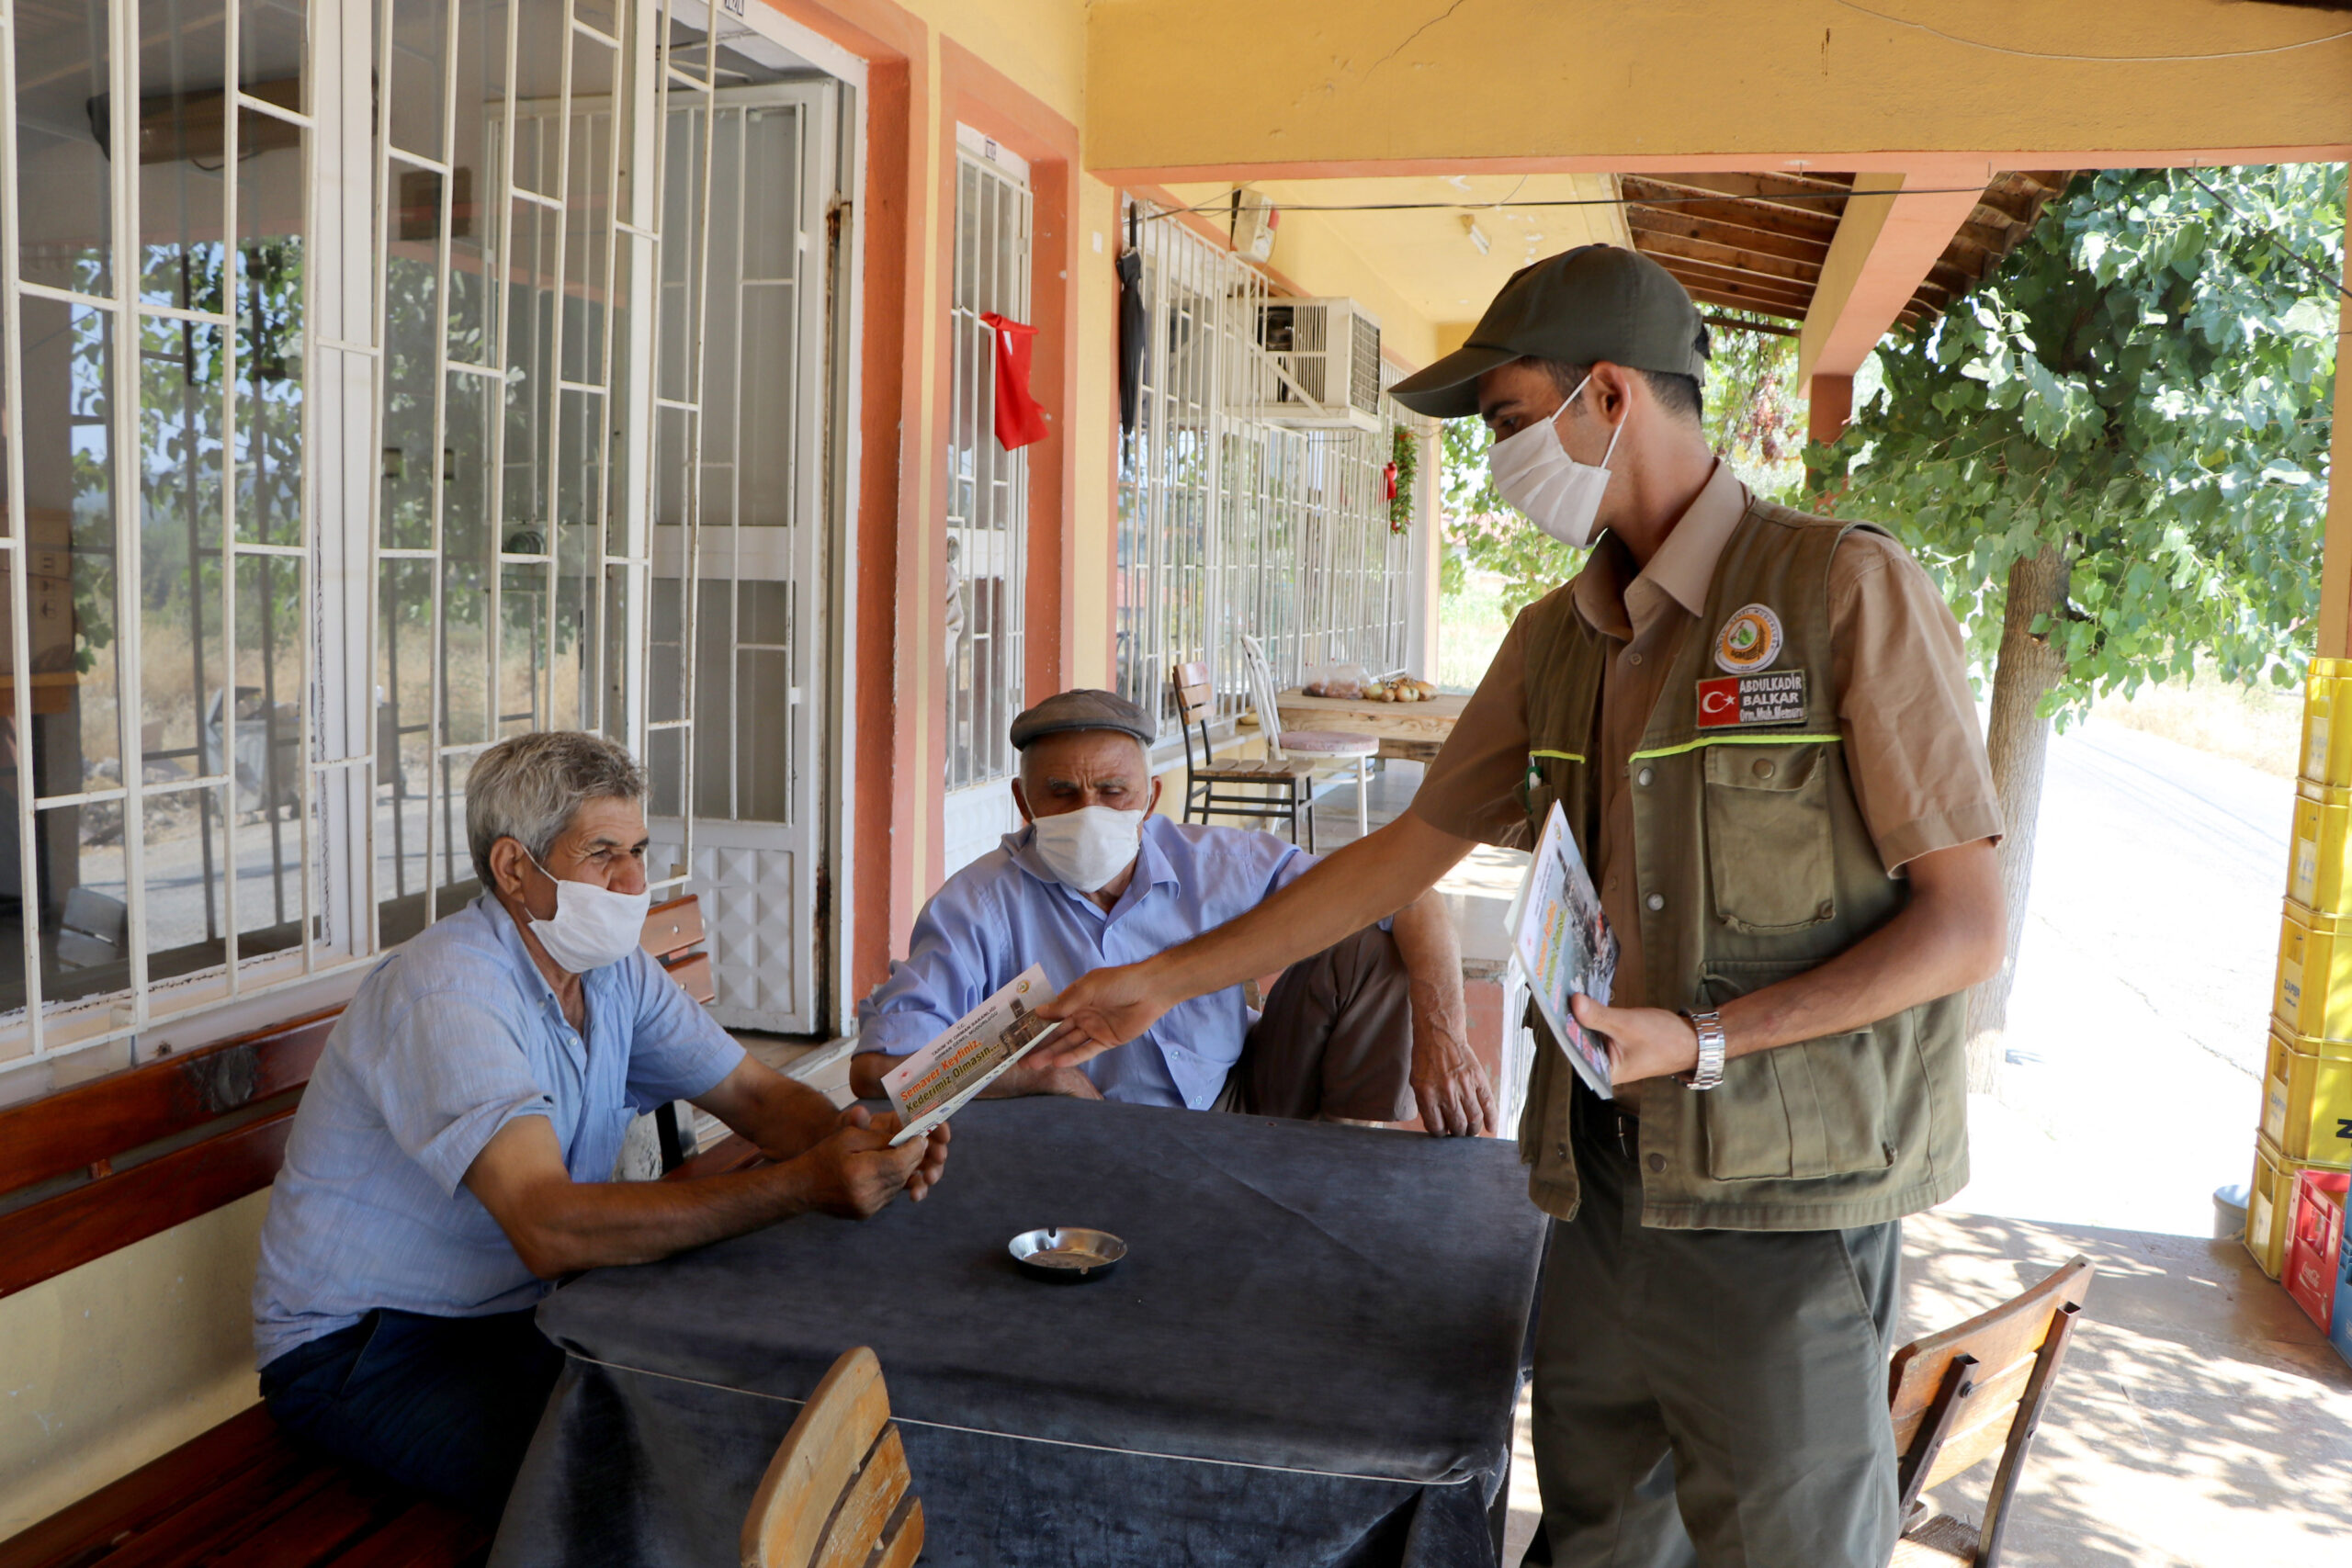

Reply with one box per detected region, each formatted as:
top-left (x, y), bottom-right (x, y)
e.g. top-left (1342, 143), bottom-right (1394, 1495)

top-left (1008, 1226), bottom-right (1127, 1283)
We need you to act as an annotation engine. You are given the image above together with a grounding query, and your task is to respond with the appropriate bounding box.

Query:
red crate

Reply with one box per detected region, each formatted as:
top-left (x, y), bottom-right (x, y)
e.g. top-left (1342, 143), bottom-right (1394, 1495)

top-left (2284, 1168), bottom-right (2350, 1332)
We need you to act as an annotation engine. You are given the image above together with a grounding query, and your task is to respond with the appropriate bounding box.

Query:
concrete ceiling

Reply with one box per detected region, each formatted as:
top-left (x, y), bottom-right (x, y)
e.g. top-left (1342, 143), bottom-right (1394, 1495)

top-left (1161, 174), bottom-right (1629, 337)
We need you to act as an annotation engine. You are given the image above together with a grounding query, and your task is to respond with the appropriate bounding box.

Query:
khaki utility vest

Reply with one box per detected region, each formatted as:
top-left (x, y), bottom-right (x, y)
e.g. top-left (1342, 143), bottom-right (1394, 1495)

top-left (1516, 500), bottom-right (1968, 1231)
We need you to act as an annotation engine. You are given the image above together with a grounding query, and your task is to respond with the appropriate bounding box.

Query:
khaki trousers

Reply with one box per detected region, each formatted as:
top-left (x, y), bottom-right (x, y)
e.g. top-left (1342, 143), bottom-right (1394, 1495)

top-left (1214, 923), bottom-right (1417, 1122)
top-left (1526, 1083), bottom-right (1901, 1568)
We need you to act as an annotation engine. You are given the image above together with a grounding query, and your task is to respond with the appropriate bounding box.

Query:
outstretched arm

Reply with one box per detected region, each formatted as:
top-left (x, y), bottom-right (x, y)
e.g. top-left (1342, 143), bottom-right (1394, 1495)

top-left (463, 1105), bottom-right (945, 1280)
top-left (1034, 811), bottom-right (1479, 1068)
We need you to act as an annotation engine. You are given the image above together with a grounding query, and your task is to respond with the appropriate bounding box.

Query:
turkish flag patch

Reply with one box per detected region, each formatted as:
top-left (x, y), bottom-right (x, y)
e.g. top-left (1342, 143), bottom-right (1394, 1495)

top-left (1697, 669), bottom-right (1808, 728)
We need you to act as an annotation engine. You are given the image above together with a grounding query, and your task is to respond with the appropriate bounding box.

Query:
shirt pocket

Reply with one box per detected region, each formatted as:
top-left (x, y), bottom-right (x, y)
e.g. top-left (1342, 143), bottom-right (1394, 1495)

top-left (1698, 959), bottom-right (1897, 1181)
top-left (1702, 741), bottom-right (1837, 934)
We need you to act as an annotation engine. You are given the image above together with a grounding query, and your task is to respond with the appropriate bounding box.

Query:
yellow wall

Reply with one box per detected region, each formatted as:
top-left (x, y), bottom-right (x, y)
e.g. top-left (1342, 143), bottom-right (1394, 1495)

top-left (0, 1194), bottom-right (267, 1538)
top-left (1084, 0), bottom-right (2352, 176)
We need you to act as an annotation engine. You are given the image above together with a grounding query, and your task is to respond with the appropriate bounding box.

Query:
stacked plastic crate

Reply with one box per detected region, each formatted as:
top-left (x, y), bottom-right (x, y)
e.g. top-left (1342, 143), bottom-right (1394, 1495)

top-left (2256, 660), bottom-right (2352, 1281)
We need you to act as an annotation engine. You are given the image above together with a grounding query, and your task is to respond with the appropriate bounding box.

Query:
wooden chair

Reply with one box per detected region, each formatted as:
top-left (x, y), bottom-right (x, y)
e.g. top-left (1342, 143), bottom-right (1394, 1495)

top-left (741, 1347), bottom-right (923, 1568)
top-left (1237, 633), bottom-right (1380, 840)
top-left (1886, 1254), bottom-right (2096, 1567)
top-left (641, 893), bottom-right (717, 1172)
top-left (1172, 661), bottom-right (1324, 849)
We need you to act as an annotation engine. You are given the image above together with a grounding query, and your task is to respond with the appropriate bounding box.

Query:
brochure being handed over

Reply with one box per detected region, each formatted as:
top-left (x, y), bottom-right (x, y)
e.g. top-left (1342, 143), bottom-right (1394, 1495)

top-left (1506, 801), bottom-right (1621, 1100)
top-left (880, 964), bottom-right (1067, 1147)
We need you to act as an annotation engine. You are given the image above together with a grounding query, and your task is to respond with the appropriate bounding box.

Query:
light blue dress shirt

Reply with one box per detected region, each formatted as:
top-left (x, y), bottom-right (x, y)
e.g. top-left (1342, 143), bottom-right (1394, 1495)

top-left (252, 894), bottom-right (745, 1367)
top-left (857, 817), bottom-right (1326, 1109)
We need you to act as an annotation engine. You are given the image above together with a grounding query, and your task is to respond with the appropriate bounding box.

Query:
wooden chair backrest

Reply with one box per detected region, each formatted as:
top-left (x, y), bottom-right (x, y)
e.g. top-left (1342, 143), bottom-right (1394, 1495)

top-left (1887, 1254), bottom-right (2094, 1529)
top-left (1171, 661), bottom-right (1216, 728)
top-left (741, 1346), bottom-right (924, 1568)
top-left (0, 1007), bottom-right (344, 1299)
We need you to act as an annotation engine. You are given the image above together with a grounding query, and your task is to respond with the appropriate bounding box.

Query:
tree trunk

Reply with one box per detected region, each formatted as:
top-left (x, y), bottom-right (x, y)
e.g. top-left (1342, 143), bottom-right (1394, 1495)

top-left (1965, 541), bottom-right (2070, 1095)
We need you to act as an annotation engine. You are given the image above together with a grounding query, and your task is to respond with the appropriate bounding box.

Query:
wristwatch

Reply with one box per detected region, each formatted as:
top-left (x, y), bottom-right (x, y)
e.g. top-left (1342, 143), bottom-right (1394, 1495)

top-left (1679, 1010), bottom-right (1727, 1090)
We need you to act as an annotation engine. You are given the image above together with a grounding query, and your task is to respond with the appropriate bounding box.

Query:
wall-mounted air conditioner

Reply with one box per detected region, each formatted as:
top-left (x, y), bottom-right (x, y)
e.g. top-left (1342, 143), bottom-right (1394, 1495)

top-left (1237, 298), bottom-right (1383, 432)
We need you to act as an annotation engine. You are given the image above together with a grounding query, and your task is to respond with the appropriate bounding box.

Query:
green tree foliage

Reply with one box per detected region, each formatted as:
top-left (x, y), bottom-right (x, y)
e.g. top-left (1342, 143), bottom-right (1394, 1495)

top-left (1438, 312), bottom-right (1808, 615)
top-left (1810, 165), bottom-right (2344, 711)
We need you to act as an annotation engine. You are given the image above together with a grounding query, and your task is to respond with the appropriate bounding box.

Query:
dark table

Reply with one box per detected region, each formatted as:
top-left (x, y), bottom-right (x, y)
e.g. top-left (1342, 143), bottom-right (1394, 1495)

top-left (492, 1098), bottom-right (1546, 1568)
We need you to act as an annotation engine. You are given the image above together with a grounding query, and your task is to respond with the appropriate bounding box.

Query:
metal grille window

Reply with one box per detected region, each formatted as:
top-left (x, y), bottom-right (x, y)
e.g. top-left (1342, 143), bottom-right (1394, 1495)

top-left (0, 0), bottom-right (324, 1067)
top-left (1116, 204), bottom-right (1416, 741)
top-left (0, 0), bottom-right (767, 1084)
top-left (944, 135), bottom-right (1029, 795)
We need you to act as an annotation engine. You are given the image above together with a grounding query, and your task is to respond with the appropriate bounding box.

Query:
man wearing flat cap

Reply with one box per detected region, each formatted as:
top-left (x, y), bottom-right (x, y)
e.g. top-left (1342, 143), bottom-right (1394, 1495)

top-left (849, 689), bottom-right (1494, 1134)
top-left (1034, 247), bottom-right (2007, 1565)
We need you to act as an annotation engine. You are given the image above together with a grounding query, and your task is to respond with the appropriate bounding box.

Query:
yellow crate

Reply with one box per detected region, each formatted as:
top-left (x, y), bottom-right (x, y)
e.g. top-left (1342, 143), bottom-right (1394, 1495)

top-left (2301, 658), bottom-right (2352, 788)
top-left (2289, 782), bottom-right (2352, 914)
top-left (2272, 902), bottom-right (2352, 1043)
top-left (2262, 1027), bottom-right (2352, 1168)
top-left (2248, 1135), bottom-right (2295, 1278)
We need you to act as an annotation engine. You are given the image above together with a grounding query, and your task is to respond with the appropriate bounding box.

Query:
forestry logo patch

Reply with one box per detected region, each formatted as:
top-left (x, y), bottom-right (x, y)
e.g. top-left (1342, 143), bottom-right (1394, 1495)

top-left (1713, 604), bottom-right (1784, 674)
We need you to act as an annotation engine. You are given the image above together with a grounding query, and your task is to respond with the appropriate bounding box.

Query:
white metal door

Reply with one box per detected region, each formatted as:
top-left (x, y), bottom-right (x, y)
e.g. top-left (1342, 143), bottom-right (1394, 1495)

top-left (647, 82), bottom-right (836, 1032)
top-left (941, 130), bottom-right (1031, 875)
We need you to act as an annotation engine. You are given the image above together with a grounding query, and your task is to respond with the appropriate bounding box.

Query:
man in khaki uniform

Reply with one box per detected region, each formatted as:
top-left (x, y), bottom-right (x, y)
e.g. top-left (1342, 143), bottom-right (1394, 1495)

top-left (1035, 246), bottom-right (2007, 1567)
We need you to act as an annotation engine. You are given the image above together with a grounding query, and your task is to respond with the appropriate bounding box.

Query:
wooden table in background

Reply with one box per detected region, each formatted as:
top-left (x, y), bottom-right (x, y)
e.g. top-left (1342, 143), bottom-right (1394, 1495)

top-left (1274, 687), bottom-right (1467, 762)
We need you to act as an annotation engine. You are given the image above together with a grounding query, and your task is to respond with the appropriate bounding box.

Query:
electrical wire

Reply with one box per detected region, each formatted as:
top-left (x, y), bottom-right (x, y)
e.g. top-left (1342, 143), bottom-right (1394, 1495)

top-left (1830, 0), bottom-right (2352, 62)
top-left (2176, 167), bottom-right (2351, 303)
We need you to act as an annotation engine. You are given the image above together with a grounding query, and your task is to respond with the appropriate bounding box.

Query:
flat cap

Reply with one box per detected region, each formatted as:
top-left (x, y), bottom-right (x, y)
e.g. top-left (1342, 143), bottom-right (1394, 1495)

top-left (1390, 245), bottom-right (1711, 420)
top-left (1009, 688), bottom-right (1157, 750)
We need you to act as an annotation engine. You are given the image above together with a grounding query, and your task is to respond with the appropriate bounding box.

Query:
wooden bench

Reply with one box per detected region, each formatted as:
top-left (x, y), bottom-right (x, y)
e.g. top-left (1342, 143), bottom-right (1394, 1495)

top-left (0, 1009), bottom-right (495, 1568)
top-left (0, 892), bottom-right (719, 1568)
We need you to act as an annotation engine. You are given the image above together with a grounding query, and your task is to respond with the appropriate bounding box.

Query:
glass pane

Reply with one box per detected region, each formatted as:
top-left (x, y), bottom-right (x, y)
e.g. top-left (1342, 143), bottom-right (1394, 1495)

top-left (374, 556), bottom-right (432, 942)
top-left (137, 0), bottom-right (231, 310)
top-left (229, 551), bottom-right (304, 954)
top-left (503, 195), bottom-right (554, 540)
top-left (141, 783), bottom-right (229, 981)
top-left (238, 112), bottom-right (306, 546)
top-left (388, 0), bottom-right (448, 162)
top-left (741, 107), bottom-right (798, 281)
top-left (447, 0), bottom-right (508, 366)
top-left (239, 0), bottom-right (308, 116)
top-left (440, 370), bottom-right (495, 745)
top-left (498, 554), bottom-right (547, 734)
top-left (739, 285), bottom-right (794, 526)
top-left (656, 93), bottom-right (706, 404)
top-left (645, 723), bottom-right (683, 818)
top-left (735, 581), bottom-right (790, 823)
top-left (648, 569), bottom-right (682, 724)
top-left (20, 299), bottom-right (122, 798)
top-left (689, 576), bottom-right (726, 818)
top-left (39, 800), bottom-right (129, 1006)
top-left (514, 0), bottom-right (565, 151)
top-left (381, 171), bottom-right (441, 551)
top-left (0, 541), bottom-right (23, 1021)
top-left (16, 0), bottom-right (114, 296)
top-left (138, 312), bottom-right (224, 774)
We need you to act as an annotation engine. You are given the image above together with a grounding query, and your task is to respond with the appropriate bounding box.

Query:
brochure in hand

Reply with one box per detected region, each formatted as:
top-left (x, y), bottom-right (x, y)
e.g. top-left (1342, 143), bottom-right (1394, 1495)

top-left (1506, 801), bottom-right (1621, 1100)
top-left (880, 964), bottom-right (1067, 1147)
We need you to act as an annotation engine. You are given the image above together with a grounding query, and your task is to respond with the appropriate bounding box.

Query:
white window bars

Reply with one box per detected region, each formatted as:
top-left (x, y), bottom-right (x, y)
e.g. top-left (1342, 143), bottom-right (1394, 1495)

top-left (1115, 201), bottom-right (1414, 742)
top-left (0, 0), bottom-right (741, 1083)
top-left (944, 140), bottom-right (1031, 795)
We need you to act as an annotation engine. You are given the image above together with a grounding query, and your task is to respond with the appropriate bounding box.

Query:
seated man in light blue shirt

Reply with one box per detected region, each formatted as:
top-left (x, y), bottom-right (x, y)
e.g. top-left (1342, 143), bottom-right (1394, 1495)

top-left (851, 690), bottom-right (1494, 1134)
top-left (253, 731), bottom-right (949, 1514)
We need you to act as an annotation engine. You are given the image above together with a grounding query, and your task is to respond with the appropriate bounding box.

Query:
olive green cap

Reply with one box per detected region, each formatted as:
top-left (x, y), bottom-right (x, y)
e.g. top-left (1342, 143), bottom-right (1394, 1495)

top-left (1390, 245), bottom-right (1712, 420)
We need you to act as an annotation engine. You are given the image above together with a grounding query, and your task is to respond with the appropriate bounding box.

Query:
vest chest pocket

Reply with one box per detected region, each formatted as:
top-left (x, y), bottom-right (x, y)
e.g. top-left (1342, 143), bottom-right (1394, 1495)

top-left (1702, 741), bottom-right (1836, 934)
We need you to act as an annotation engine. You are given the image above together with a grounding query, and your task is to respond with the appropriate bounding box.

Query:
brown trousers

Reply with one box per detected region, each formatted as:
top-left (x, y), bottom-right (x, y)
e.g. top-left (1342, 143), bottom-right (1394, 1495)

top-left (1218, 924), bottom-right (1416, 1122)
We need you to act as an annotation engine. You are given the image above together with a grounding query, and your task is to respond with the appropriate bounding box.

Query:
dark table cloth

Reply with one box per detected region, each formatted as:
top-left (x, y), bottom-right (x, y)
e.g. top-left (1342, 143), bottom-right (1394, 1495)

top-left (492, 1097), bottom-right (1546, 1567)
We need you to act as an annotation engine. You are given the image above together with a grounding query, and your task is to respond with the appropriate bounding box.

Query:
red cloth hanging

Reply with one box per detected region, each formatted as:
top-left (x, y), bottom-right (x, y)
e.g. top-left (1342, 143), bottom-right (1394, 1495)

top-left (980, 311), bottom-right (1049, 451)
top-left (1382, 461), bottom-right (1399, 502)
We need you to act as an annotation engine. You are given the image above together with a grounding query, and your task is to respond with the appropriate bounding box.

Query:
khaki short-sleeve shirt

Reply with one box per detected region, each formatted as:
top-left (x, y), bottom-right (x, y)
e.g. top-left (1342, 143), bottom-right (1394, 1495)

top-left (1412, 462), bottom-right (2002, 1006)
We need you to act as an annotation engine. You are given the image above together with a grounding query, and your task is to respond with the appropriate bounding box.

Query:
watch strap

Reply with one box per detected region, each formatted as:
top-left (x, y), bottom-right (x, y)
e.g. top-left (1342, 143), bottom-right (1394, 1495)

top-left (1680, 1009), bottom-right (1727, 1090)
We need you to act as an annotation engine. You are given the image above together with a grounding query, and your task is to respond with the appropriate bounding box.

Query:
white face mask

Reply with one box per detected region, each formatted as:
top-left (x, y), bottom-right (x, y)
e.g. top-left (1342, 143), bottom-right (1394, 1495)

top-left (524, 851), bottom-right (652, 974)
top-left (1487, 372), bottom-right (1623, 549)
top-left (1029, 806), bottom-right (1147, 894)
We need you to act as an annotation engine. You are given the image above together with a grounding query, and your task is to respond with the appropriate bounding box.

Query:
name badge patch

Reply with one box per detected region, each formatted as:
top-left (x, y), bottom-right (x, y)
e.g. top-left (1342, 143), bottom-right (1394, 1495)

top-left (1697, 669), bottom-right (1808, 728)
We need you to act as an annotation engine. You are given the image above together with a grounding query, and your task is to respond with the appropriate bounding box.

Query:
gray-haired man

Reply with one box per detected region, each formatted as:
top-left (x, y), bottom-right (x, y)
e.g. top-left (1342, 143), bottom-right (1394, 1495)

top-left (252, 731), bottom-right (950, 1513)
